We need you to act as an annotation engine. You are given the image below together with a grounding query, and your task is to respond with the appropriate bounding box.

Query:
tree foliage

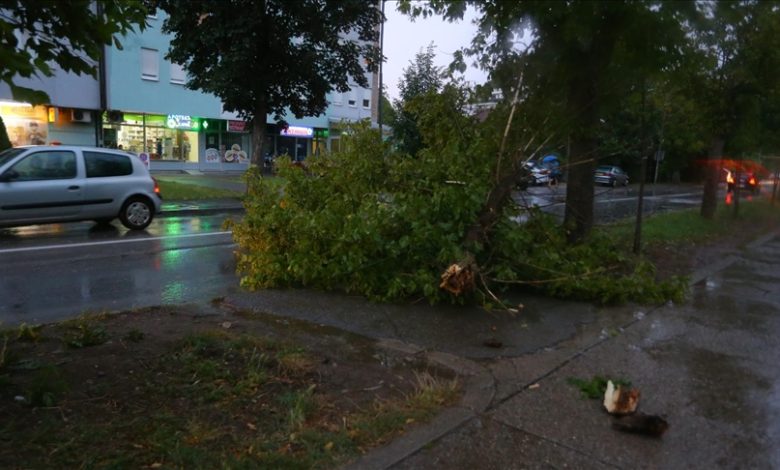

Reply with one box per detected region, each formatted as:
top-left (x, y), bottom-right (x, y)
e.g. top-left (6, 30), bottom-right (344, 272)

top-left (683, 1), bottom-right (780, 218)
top-left (157, 0), bottom-right (382, 164)
top-left (398, 1), bottom-right (694, 242)
top-left (0, 0), bottom-right (149, 104)
top-left (392, 43), bottom-right (443, 156)
top-left (231, 88), bottom-right (686, 306)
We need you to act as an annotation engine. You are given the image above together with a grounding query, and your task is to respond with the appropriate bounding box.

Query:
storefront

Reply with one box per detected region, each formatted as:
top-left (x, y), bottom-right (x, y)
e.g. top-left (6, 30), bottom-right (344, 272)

top-left (202, 119), bottom-right (252, 170)
top-left (98, 112), bottom-right (327, 172)
top-left (103, 113), bottom-right (201, 163)
top-left (0, 102), bottom-right (49, 147)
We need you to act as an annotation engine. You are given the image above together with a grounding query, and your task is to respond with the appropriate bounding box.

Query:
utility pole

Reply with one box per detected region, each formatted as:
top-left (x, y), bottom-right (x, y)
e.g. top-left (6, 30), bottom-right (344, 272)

top-left (377, 0), bottom-right (385, 139)
top-left (633, 79), bottom-right (648, 255)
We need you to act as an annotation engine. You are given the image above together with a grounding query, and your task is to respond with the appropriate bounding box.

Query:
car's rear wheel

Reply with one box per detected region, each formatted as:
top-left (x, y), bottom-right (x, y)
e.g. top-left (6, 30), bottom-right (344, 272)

top-left (611, 178), bottom-right (617, 187)
top-left (119, 197), bottom-right (154, 230)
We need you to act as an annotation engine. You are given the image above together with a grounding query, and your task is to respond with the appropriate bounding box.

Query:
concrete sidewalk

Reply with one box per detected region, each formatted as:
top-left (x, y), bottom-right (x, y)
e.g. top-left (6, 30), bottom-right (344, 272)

top-left (221, 230), bottom-right (780, 469)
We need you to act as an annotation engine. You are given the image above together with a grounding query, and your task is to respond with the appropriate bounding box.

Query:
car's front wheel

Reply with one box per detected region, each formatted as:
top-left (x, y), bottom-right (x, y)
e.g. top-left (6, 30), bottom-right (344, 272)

top-left (119, 197), bottom-right (154, 230)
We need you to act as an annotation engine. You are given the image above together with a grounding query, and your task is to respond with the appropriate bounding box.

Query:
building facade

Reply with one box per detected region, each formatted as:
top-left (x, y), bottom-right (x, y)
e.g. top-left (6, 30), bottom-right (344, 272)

top-left (1, 10), bottom-right (378, 173)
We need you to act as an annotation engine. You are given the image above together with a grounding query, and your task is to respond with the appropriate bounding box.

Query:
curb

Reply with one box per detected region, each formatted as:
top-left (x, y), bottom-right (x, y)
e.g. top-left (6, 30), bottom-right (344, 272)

top-left (158, 206), bottom-right (245, 218)
top-left (343, 339), bottom-right (495, 470)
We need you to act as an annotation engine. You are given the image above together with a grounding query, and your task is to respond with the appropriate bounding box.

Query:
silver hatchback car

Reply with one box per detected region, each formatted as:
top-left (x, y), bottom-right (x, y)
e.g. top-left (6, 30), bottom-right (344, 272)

top-left (0, 146), bottom-right (162, 230)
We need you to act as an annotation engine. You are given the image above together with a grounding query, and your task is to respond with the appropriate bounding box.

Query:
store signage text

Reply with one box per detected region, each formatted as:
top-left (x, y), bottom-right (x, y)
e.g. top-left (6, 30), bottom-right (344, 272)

top-left (227, 120), bottom-right (246, 132)
top-left (280, 126), bottom-right (314, 138)
top-left (166, 114), bottom-right (197, 129)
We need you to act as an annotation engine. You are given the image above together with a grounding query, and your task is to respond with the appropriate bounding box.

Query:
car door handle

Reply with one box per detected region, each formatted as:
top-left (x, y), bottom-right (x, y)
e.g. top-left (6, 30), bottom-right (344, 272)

top-left (68, 185), bottom-right (81, 190)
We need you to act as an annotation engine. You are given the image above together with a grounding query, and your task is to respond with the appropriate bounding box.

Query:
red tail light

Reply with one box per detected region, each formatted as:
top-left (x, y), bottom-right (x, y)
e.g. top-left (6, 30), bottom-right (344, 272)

top-left (152, 177), bottom-right (161, 195)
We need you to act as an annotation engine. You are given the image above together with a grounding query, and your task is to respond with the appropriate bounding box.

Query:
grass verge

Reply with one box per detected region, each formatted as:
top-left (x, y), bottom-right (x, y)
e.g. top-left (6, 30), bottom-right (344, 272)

top-left (157, 179), bottom-right (244, 200)
top-left (607, 199), bottom-right (780, 245)
top-left (0, 307), bottom-right (460, 469)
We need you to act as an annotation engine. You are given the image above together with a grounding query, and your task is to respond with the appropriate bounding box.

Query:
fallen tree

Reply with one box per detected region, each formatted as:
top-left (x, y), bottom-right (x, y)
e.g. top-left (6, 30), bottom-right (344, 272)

top-left (230, 86), bottom-right (686, 307)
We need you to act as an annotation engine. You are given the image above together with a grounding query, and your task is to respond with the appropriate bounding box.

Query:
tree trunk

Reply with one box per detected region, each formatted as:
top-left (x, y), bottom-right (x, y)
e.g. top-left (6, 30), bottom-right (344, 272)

top-left (563, 78), bottom-right (597, 244)
top-left (0, 116), bottom-right (11, 151)
top-left (251, 99), bottom-right (268, 168)
top-left (464, 167), bottom-right (526, 245)
top-left (700, 137), bottom-right (724, 219)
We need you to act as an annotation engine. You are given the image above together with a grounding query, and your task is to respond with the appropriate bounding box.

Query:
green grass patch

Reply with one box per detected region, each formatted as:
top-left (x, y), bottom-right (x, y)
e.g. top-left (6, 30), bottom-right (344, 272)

top-left (567, 375), bottom-right (632, 399)
top-left (605, 199), bottom-right (780, 246)
top-left (156, 179), bottom-right (244, 200)
top-left (0, 315), bottom-right (461, 468)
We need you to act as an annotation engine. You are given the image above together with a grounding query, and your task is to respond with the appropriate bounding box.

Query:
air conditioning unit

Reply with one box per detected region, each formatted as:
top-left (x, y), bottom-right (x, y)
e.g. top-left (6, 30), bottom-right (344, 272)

top-left (71, 109), bottom-right (93, 123)
top-left (107, 110), bottom-right (124, 123)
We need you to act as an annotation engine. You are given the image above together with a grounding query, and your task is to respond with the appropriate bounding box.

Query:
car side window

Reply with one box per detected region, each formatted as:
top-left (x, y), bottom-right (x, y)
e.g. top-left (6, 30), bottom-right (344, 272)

top-left (9, 151), bottom-right (77, 181)
top-left (84, 152), bottom-right (133, 178)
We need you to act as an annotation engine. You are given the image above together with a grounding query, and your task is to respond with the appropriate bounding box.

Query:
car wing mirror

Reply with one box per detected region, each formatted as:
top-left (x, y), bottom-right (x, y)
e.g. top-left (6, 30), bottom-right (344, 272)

top-left (0, 170), bottom-right (20, 182)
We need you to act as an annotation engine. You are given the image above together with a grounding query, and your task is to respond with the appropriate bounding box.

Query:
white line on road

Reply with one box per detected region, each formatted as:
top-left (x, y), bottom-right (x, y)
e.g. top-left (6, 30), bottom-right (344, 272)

top-left (0, 231), bottom-right (234, 255)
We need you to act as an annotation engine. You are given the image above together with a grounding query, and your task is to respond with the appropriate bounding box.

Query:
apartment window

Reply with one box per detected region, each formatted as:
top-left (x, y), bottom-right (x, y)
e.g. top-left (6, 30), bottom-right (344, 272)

top-left (362, 89), bottom-right (371, 109)
top-left (347, 90), bottom-right (357, 107)
top-left (141, 48), bottom-right (159, 81)
top-left (332, 92), bottom-right (343, 105)
top-left (170, 62), bottom-right (186, 85)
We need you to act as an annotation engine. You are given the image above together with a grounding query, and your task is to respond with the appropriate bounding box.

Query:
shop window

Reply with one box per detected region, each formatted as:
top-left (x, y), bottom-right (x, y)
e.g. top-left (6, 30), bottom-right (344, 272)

top-left (141, 48), bottom-right (159, 81)
top-left (170, 62), bottom-right (186, 85)
top-left (84, 152), bottom-right (132, 178)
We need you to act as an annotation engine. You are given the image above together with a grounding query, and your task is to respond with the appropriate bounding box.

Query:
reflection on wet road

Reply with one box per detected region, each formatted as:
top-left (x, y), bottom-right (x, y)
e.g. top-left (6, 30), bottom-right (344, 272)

top-left (0, 213), bottom-right (240, 325)
top-left (515, 183), bottom-right (706, 223)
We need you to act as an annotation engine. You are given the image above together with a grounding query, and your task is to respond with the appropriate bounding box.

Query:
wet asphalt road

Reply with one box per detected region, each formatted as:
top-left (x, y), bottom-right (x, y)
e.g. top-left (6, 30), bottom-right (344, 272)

top-left (0, 213), bottom-right (240, 325)
top-left (0, 183), bottom-right (751, 326)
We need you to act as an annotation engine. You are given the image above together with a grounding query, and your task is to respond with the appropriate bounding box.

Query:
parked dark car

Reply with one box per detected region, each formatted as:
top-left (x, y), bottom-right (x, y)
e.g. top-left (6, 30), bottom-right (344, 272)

top-left (0, 146), bottom-right (162, 230)
top-left (594, 165), bottom-right (629, 187)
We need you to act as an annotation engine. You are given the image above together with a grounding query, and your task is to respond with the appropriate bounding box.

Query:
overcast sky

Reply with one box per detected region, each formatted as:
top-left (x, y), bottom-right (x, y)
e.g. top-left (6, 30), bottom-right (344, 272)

top-left (381, 2), bottom-right (488, 102)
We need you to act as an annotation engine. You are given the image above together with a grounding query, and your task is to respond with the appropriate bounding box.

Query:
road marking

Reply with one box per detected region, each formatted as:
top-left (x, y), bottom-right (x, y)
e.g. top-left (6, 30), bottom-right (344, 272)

top-left (0, 231), bottom-right (234, 255)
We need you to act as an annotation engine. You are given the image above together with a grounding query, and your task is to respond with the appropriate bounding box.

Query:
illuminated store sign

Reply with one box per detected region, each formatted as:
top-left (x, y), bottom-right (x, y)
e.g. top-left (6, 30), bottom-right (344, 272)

top-left (166, 114), bottom-right (199, 130)
top-left (227, 120), bottom-right (246, 132)
top-left (280, 126), bottom-right (314, 138)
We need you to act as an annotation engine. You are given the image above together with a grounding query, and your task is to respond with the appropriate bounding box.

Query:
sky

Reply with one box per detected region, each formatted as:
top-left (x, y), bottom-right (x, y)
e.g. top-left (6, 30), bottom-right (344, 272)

top-left (381, 2), bottom-right (488, 102)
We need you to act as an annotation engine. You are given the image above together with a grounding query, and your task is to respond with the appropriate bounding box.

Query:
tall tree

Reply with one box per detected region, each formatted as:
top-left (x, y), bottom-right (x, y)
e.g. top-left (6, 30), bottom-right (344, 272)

top-left (399, 1), bottom-right (692, 243)
top-left (157, 0), bottom-right (382, 166)
top-left (0, 0), bottom-right (149, 104)
top-left (687, 1), bottom-right (780, 218)
top-left (392, 43), bottom-right (442, 155)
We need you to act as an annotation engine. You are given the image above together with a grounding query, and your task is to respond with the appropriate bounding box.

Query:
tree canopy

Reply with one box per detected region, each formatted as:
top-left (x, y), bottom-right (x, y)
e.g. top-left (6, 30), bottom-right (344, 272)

top-left (0, 0), bottom-right (149, 104)
top-left (392, 43), bottom-right (443, 156)
top-left (398, 1), bottom-right (694, 242)
top-left (157, 0), bottom-right (382, 164)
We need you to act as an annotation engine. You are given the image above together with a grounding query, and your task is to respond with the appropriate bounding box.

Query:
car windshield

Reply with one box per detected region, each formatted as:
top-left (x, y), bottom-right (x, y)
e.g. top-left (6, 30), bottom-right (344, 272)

top-left (0, 148), bottom-right (25, 167)
top-left (596, 166), bottom-right (613, 172)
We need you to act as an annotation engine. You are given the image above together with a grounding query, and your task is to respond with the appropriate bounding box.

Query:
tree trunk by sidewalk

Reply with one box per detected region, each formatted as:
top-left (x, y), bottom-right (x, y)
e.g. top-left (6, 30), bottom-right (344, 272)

top-left (251, 97), bottom-right (268, 169)
top-left (700, 137), bottom-right (724, 219)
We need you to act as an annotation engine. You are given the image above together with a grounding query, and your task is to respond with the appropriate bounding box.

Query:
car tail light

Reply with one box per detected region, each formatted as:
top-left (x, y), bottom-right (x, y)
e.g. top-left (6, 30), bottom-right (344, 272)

top-left (152, 177), bottom-right (161, 195)
top-left (749, 176), bottom-right (756, 185)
